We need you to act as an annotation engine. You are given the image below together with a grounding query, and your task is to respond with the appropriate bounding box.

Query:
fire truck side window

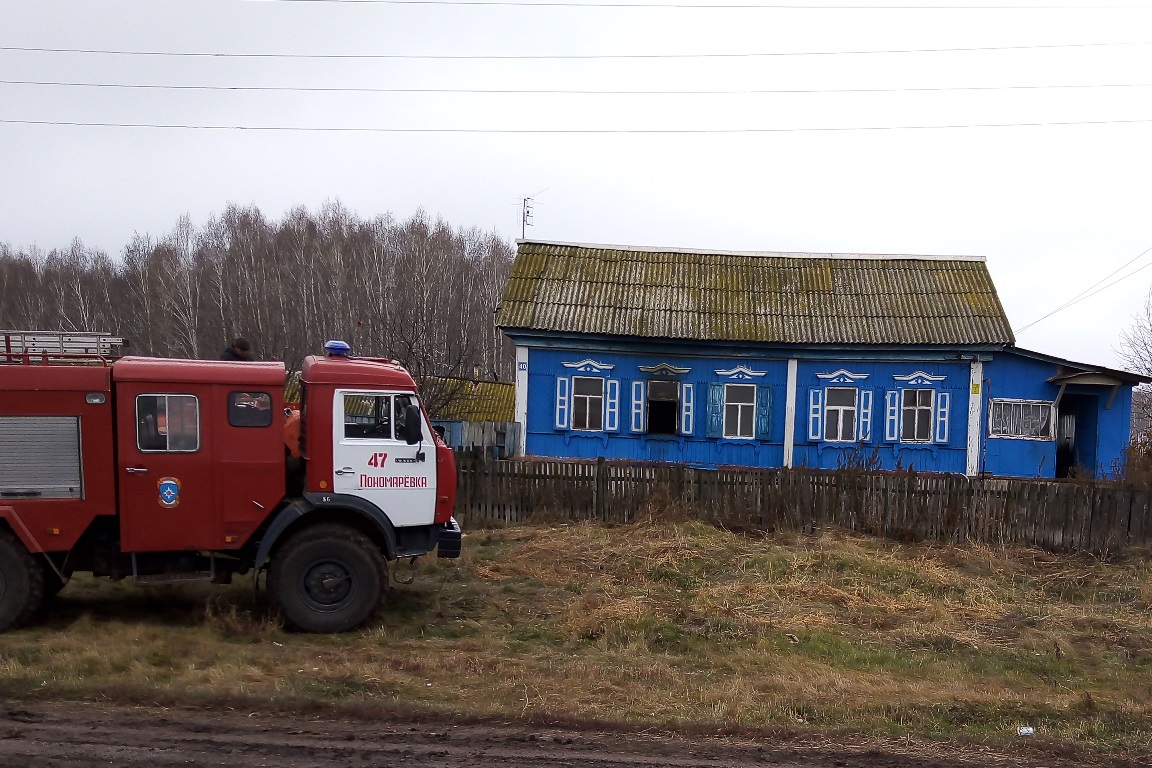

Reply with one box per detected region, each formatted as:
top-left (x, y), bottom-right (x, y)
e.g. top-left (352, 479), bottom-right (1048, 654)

top-left (344, 394), bottom-right (392, 439)
top-left (136, 394), bottom-right (200, 452)
top-left (228, 392), bottom-right (273, 428)
top-left (394, 394), bottom-right (420, 436)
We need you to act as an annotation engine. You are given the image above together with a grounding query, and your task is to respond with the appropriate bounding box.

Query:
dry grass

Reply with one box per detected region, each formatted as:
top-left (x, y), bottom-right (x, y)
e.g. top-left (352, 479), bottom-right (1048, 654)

top-left (1, 519), bottom-right (1151, 756)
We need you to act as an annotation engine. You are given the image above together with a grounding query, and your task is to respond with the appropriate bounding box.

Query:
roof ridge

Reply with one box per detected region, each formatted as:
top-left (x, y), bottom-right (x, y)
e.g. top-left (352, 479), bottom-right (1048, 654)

top-left (516, 239), bottom-right (986, 263)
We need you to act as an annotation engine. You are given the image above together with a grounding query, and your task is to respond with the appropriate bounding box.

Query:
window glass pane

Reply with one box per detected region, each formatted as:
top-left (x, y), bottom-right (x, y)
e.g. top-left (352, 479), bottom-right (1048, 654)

top-left (824, 415), bottom-right (838, 441)
top-left (573, 377), bottom-right (603, 396)
top-left (137, 394), bottom-right (199, 452)
top-left (827, 387), bottom-right (856, 407)
top-left (344, 394), bottom-right (392, 439)
top-left (574, 397), bottom-right (589, 428)
top-left (916, 413), bottom-right (932, 441)
top-left (901, 415), bottom-right (916, 441)
top-left (725, 403), bottom-right (740, 430)
top-left (989, 400), bottom-right (1055, 439)
top-left (229, 391), bottom-right (273, 428)
top-left (726, 384), bottom-right (755, 405)
top-left (842, 410), bottom-right (856, 440)
top-left (394, 394), bottom-right (419, 439)
top-left (136, 396), bottom-right (165, 451)
top-left (738, 407), bottom-right (753, 438)
top-left (167, 396), bottom-right (200, 451)
top-left (588, 403), bottom-right (604, 431)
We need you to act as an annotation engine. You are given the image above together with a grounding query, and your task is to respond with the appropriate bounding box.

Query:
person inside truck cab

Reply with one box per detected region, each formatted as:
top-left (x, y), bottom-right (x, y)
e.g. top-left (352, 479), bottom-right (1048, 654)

top-left (219, 337), bottom-right (255, 361)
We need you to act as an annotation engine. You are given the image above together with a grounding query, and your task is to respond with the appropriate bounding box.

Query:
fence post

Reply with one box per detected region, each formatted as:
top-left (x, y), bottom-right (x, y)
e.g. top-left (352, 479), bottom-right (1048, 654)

top-left (595, 456), bottom-right (608, 521)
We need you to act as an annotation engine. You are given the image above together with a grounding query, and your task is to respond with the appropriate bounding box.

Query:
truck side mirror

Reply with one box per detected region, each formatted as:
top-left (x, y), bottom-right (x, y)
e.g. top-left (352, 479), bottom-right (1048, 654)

top-left (400, 403), bottom-right (423, 445)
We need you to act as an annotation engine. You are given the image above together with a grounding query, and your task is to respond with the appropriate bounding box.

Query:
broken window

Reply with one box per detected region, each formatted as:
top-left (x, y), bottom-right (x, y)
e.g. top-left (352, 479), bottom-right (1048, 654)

top-left (646, 380), bottom-right (679, 435)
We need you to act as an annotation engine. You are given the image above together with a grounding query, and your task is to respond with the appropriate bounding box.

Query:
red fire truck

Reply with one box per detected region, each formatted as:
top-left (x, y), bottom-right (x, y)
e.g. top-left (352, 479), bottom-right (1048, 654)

top-left (0, 331), bottom-right (460, 633)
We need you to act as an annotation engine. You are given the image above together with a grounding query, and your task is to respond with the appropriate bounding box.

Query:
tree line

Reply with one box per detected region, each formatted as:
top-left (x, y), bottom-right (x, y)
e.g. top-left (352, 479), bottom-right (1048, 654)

top-left (0, 202), bottom-right (515, 415)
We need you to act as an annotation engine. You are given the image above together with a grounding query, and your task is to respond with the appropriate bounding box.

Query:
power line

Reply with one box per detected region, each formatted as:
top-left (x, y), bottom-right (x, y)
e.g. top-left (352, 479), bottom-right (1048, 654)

top-left (237, 0), bottom-right (1150, 8)
top-left (1015, 243), bottom-right (1152, 334)
top-left (4, 117), bottom-right (1152, 132)
top-left (6, 78), bottom-right (1152, 95)
top-left (1, 40), bottom-right (1148, 60)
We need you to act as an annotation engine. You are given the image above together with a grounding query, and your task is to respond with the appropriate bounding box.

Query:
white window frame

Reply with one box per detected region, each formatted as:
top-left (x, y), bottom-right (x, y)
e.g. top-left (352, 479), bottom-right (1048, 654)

top-left (136, 393), bottom-right (201, 453)
top-left (824, 387), bottom-right (858, 443)
top-left (723, 383), bottom-right (756, 439)
top-left (900, 388), bottom-right (935, 444)
top-left (988, 398), bottom-right (1056, 441)
top-left (571, 376), bottom-right (605, 432)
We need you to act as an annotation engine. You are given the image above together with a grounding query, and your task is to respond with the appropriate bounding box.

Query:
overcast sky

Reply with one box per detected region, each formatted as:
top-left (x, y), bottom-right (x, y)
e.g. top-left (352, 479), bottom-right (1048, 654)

top-left (2, 0), bottom-right (1151, 369)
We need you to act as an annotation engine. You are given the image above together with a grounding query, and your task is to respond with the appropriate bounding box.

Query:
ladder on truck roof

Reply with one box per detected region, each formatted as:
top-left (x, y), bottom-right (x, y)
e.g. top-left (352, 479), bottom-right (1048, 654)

top-left (1, 330), bottom-right (126, 363)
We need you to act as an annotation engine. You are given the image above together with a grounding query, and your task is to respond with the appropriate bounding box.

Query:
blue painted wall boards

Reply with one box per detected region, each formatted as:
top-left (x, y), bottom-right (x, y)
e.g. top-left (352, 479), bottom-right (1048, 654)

top-left (518, 345), bottom-right (1138, 479)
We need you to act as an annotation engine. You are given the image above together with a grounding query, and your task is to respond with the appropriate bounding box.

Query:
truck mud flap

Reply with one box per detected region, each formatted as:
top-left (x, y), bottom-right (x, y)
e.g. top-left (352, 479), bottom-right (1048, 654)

top-left (436, 517), bottom-right (462, 559)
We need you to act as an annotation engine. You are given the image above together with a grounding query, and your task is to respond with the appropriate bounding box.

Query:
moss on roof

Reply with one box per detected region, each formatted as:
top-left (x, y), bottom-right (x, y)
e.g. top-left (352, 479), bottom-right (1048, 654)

top-left (497, 241), bottom-right (1014, 346)
top-left (428, 378), bottom-right (515, 422)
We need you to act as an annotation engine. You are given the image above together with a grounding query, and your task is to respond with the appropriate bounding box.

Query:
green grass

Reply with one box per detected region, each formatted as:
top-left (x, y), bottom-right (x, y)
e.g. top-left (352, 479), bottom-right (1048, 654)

top-left (0, 519), bottom-right (1150, 759)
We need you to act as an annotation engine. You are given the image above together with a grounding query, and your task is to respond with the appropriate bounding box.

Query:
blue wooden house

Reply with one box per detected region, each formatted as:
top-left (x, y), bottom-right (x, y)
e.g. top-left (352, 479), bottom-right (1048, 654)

top-left (496, 241), bottom-right (1147, 479)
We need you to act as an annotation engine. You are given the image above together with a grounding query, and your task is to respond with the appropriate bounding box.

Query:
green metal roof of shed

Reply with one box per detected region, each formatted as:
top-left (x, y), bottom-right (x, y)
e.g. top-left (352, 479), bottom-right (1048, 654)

top-left (497, 241), bottom-right (1015, 347)
top-left (429, 377), bottom-right (515, 422)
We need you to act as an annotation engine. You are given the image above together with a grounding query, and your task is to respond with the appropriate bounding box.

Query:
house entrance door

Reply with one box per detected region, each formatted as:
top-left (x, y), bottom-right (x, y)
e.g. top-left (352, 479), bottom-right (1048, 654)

top-left (1056, 395), bottom-right (1098, 478)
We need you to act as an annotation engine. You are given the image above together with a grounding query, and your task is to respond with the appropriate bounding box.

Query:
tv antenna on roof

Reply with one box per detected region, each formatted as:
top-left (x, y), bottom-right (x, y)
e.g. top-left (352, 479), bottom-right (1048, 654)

top-left (520, 188), bottom-right (548, 239)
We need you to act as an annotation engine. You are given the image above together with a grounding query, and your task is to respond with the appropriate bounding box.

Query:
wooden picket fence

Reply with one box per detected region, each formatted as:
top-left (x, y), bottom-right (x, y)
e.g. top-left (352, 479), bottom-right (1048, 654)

top-left (452, 451), bottom-right (1152, 554)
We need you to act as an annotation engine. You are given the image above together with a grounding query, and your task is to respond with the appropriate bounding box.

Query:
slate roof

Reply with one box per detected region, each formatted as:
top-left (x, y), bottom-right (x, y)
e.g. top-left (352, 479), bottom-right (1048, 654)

top-left (497, 240), bottom-right (1015, 347)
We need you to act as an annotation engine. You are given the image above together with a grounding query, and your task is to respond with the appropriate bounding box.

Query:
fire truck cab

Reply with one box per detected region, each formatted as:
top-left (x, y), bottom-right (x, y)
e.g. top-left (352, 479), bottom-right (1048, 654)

top-left (0, 331), bottom-right (460, 633)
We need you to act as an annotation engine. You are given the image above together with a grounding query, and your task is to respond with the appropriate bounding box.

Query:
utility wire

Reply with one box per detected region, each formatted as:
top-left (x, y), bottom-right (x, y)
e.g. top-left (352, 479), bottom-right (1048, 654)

top-left (1016, 243), bottom-right (1152, 333)
top-left (1, 40), bottom-right (1148, 60)
top-left (4, 117), bottom-right (1152, 132)
top-left (243, 0), bottom-right (1150, 8)
top-left (5, 78), bottom-right (1152, 95)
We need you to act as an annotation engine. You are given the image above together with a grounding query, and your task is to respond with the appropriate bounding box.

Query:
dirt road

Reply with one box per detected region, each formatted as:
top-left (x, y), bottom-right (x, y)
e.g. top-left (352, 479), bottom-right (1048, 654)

top-left (0, 702), bottom-right (1133, 768)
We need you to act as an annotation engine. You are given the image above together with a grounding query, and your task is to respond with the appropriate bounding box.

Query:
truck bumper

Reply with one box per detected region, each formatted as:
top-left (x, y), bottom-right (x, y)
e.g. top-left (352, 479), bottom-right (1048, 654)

top-left (436, 517), bottom-right (462, 559)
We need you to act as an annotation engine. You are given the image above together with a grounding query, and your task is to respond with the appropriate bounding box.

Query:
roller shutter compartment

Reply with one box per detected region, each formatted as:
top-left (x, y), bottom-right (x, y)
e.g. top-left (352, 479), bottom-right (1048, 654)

top-left (0, 416), bottom-right (82, 499)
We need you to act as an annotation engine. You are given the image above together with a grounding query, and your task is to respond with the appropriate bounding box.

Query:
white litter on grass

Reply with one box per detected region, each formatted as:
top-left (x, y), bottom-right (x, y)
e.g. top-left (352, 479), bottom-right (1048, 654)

top-left (1017, 726), bottom-right (1035, 736)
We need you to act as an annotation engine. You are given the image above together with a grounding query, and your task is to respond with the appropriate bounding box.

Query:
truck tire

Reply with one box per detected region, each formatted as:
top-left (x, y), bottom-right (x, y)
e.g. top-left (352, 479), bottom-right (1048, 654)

top-left (269, 524), bottom-right (386, 633)
top-left (0, 531), bottom-right (45, 631)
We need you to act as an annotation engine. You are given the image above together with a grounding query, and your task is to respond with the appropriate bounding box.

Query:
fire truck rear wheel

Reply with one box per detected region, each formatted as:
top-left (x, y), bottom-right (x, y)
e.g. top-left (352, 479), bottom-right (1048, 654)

top-left (269, 524), bottom-right (386, 634)
top-left (0, 531), bottom-right (45, 631)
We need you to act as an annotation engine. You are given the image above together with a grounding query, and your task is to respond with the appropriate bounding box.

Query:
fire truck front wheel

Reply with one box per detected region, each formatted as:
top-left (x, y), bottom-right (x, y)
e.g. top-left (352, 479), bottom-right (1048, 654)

top-left (0, 531), bottom-right (45, 632)
top-left (269, 524), bottom-right (386, 633)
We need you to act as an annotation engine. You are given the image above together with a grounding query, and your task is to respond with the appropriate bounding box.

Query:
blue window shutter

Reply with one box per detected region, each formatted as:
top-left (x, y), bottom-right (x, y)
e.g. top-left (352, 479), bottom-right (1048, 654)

top-left (681, 383), bottom-right (695, 435)
top-left (555, 377), bottom-right (569, 429)
top-left (808, 389), bottom-right (822, 441)
top-left (936, 391), bottom-right (951, 443)
top-left (630, 381), bottom-right (645, 432)
top-left (885, 390), bottom-right (899, 442)
top-left (754, 386), bottom-right (771, 441)
top-left (605, 379), bottom-right (620, 432)
top-left (860, 390), bottom-right (873, 442)
top-left (706, 383), bottom-right (723, 439)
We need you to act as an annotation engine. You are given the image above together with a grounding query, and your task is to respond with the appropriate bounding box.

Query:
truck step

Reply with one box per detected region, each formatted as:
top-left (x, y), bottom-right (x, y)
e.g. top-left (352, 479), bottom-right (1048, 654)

top-left (134, 571), bottom-right (214, 586)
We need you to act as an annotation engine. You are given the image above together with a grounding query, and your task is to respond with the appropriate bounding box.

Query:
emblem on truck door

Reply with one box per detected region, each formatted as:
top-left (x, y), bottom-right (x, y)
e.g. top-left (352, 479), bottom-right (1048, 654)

top-left (157, 477), bottom-right (181, 508)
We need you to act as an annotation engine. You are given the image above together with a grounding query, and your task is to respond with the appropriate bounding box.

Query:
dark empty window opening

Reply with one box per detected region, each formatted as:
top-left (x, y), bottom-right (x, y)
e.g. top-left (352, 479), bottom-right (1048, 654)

top-left (647, 380), bottom-right (679, 435)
